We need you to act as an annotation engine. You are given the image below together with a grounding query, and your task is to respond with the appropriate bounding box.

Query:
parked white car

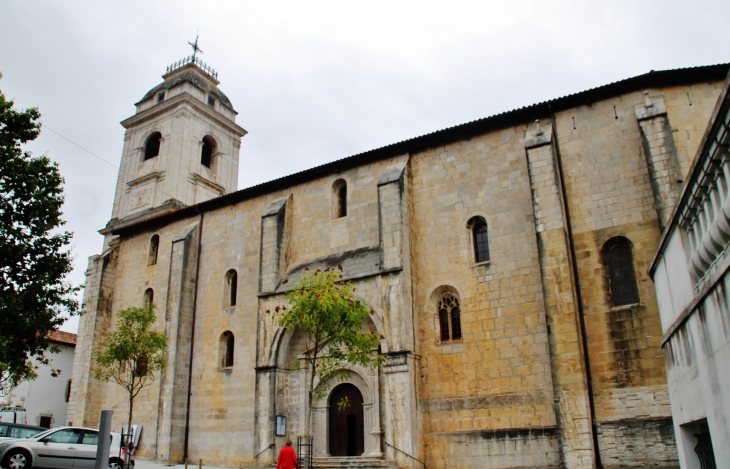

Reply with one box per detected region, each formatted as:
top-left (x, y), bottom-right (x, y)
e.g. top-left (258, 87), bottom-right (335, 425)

top-left (0, 426), bottom-right (123, 469)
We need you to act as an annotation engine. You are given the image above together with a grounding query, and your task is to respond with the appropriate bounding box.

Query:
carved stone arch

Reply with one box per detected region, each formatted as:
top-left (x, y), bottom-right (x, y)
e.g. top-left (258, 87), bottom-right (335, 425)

top-left (270, 297), bottom-right (386, 369)
top-left (316, 366), bottom-right (373, 405)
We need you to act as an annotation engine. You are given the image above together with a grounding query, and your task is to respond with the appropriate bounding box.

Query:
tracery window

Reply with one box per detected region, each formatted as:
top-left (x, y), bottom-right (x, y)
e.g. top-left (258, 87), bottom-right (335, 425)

top-left (604, 237), bottom-right (640, 306)
top-left (220, 331), bottom-right (234, 368)
top-left (438, 293), bottom-right (462, 342)
top-left (148, 235), bottom-right (159, 266)
top-left (144, 132), bottom-right (161, 160)
top-left (332, 179), bottom-right (347, 219)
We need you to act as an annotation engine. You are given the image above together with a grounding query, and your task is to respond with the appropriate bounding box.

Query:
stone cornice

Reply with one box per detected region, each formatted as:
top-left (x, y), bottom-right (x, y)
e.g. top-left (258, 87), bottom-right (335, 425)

top-left (121, 92), bottom-right (247, 137)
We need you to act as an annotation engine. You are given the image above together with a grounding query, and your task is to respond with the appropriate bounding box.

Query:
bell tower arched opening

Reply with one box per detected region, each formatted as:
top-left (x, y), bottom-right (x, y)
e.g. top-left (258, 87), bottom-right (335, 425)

top-left (328, 383), bottom-right (365, 457)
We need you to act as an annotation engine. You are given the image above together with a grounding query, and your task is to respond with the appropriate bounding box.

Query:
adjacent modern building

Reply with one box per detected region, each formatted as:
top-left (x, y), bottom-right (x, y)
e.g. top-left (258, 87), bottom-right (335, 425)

top-left (650, 71), bottom-right (730, 468)
top-left (3, 331), bottom-right (77, 428)
top-left (69, 56), bottom-right (730, 469)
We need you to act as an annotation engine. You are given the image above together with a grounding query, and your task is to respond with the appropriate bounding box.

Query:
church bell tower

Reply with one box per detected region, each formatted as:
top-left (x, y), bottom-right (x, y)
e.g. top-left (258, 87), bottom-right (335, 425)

top-left (104, 43), bottom-right (247, 235)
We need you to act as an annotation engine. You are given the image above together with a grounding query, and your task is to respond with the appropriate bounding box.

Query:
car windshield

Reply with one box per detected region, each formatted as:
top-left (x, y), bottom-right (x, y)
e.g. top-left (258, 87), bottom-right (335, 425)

top-left (30, 428), bottom-right (56, 440)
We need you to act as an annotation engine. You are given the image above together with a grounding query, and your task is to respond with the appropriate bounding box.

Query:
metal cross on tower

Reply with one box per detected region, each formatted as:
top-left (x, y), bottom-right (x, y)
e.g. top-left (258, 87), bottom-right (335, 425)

top-left (188, 33), bottom-right (203, 60)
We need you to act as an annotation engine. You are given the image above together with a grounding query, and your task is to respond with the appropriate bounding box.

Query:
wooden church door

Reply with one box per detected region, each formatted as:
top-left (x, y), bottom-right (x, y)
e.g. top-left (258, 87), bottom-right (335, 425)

top-left (328, 383), bottom-right (364, 456)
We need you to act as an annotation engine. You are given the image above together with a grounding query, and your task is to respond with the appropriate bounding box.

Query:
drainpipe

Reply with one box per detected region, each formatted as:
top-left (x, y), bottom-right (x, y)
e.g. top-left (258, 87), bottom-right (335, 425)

top-left (548, 103), bottom-right (604, 469)
top-left (183, 211), bottom-right (204, 461)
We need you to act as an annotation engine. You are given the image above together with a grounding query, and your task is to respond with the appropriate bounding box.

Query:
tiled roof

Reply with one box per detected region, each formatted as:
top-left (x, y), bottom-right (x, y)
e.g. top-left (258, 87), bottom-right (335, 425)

top-left (48, 330), bottom-right (77, 346)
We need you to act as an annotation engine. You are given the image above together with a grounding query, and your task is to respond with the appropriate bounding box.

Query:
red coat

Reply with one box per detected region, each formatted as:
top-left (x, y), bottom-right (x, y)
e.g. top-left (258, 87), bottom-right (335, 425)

top-left (276, 445), bottom-right (298, 469)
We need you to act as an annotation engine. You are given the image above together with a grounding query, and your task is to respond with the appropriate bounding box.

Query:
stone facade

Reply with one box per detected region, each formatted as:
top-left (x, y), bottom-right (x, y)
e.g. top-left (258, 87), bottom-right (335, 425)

top-left (69, 61), bottom-right (730, 468)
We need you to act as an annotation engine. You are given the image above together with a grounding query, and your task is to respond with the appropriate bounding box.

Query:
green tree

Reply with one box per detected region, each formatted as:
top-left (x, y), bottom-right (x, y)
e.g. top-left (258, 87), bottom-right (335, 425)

top-left (0, 74), bottom-right (80, 395)
top-left (275, 267), bottom-right (383, 436)
top-left (95, 304), bottom-right (167, 468)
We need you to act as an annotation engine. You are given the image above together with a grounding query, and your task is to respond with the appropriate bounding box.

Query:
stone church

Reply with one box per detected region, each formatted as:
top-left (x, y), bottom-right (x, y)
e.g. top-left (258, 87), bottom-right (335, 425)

top-left (68, 55), bottom-right (730, 469)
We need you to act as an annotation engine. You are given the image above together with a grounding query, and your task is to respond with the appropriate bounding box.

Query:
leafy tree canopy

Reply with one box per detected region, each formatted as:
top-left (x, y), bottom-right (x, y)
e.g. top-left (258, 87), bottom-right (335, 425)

top-left (275, 267), bottom-right (383, 423)
top-left (95, 304), bottom-right (168, 397)
top-left (0, 74), bottom-right (79, 394)
top-left (95, 304), bottom-right (167, 466)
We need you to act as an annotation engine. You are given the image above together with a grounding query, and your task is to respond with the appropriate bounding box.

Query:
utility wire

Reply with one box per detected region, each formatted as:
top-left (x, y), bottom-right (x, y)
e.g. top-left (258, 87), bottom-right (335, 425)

top-left (42, 124), bottom-right (119, 169)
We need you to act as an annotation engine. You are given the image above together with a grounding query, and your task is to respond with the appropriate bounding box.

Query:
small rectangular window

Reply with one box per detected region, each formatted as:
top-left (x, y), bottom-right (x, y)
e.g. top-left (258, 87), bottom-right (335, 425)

top-left (157, 92), bottom-right (165, 103)
top-left (208, 95), bottom-right (215, 107)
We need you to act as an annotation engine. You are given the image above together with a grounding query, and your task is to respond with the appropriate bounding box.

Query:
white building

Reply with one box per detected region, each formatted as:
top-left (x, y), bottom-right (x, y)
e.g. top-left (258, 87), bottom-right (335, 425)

top-left (2, 331), bottom-right (77, 428)
top-left (650, 72), bottom-right (730, 468)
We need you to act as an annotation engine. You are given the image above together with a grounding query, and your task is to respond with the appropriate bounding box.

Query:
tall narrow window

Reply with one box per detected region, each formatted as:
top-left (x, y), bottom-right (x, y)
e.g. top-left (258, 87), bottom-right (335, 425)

top-left (143, 288), bottom-right (154, 309)
top-left (201, 136), bottom-right (215, 168)
top-left (604, 238), bottom-right (640, 306)
top-left (220, 331), bottom-right (234, 368)
top-left (65, 380), bottom-right (72, 403)
top-left (225, 269), bottom-right (238, 307)
top-left (144, 132), bottom-right (161, 160)
top-left (438, 292), bottom-right (462, 342)
top-left (473, 222), bottom-right (490, 263)
top-left (333, 179), bottom-right (347, 218)
top-left (148, 235), bottom-right (159, 266)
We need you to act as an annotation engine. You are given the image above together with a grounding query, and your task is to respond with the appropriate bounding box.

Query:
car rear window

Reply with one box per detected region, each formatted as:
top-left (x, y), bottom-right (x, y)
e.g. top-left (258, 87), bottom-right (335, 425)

top-left (11, 427), bottom-right (43, 439)
top-left (0, 425), bottom-right (8, 437)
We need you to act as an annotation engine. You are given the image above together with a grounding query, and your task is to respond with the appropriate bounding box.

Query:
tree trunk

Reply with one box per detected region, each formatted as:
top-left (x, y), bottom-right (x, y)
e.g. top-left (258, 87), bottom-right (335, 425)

top-left (125, 394), bottom-right (134, 469)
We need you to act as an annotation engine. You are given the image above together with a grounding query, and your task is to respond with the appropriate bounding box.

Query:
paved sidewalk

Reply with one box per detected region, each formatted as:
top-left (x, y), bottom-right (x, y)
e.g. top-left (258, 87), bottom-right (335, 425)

top-left (134, 459), bottom-right (242, 469)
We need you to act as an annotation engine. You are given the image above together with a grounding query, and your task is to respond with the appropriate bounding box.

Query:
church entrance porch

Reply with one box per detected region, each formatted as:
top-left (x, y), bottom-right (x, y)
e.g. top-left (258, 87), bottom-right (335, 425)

top-left (328, 384), bottom-right (365, 456)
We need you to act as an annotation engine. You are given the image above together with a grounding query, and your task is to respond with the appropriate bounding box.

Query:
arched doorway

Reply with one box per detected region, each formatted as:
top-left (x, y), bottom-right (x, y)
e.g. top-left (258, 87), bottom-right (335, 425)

top-left (328, 383), bottom-right (364, 456)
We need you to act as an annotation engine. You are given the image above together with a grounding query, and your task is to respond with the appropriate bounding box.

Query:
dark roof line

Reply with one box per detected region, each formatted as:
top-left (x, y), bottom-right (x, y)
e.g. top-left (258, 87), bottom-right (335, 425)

top-left (112, 63), bottom-right (730, 236)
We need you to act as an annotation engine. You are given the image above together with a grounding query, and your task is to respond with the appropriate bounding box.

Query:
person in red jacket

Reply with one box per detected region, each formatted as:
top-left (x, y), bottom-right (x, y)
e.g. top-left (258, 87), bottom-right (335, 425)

top-left (276, 440), bottom-right (299, 469)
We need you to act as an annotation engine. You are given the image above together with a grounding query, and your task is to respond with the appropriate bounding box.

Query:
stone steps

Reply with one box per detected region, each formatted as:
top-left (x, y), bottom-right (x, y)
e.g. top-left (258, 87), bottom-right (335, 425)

top-left (311, 456), bottom-right (388, 468)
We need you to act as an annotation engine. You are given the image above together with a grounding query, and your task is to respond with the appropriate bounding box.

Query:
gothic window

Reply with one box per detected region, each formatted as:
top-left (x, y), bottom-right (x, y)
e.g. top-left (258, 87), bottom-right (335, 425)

top-left (225, 269), bottom-right (237, 307)
top-left (438, 292), bottom-right (462, 342)
top-left (201, 136), bottom-right (216, 168)
top-left (143, 288), bottom-right (154, 309)
top-left (144, 132), bottom-right (161, 160)
top-left (333, 179), bottom-right (347, 219)
top-left (148, 235), bottom-right (159, 266)
top-left (220, 331), bottom-right (234, 368)
top-left (468, 216), bottom-right (490, 263)
top-left (603, 237), bottom-right (640, 306)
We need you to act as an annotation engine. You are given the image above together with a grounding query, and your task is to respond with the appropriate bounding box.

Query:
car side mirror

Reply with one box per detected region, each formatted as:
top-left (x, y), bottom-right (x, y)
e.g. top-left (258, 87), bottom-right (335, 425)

top-left (40, 437), bottom-right (51, 443)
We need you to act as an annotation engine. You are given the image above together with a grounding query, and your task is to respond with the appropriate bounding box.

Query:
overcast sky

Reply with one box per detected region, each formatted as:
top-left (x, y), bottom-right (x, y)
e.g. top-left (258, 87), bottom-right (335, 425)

top-left (1, 0), bottom-right (729, 333)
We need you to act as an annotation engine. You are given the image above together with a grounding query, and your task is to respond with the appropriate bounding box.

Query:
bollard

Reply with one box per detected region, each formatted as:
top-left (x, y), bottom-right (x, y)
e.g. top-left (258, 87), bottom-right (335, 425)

top-left (199, 459), bottom-right (202, 469)
top-left (185, 459), bottom-right (188, 469)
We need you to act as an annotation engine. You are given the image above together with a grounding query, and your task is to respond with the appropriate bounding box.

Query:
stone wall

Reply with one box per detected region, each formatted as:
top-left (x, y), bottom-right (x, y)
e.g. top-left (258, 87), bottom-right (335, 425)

top-left (70, 74), bottom-right (727, 469)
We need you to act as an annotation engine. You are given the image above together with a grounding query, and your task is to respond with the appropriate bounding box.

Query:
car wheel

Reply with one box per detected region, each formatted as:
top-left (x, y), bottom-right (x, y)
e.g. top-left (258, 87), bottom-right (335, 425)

top-left (108, 458), bottom-right (124, 469)
top-left (6, 450), bottom-right (30, 469)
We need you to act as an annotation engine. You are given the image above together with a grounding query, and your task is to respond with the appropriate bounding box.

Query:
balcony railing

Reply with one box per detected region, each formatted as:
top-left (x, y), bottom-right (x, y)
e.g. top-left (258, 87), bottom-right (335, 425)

top-left (678, 105), bottom-right (730, 286)
top-left (166, 56), bottom-right (218, 79)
